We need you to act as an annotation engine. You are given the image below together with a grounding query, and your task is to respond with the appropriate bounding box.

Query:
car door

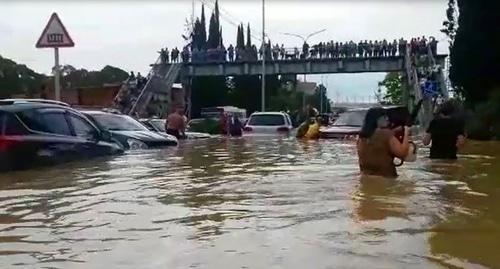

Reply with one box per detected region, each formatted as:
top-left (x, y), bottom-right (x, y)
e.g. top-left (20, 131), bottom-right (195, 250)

top-left (15, 108), bottom-right (81, 165)
top-left (66, 112), bottom-right (122, 157)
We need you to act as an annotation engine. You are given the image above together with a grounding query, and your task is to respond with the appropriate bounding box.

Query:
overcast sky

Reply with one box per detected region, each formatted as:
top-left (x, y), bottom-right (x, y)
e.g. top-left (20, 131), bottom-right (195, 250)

top-left (0, 0), bottom-right (448, 101)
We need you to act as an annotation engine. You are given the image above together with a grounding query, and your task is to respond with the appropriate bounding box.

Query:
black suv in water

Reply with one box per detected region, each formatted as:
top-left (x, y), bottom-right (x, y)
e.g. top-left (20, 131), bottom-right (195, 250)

top-left (0, 101), bottom-right (124, 171)
top-left (82, 111), bottom-right (178, 149)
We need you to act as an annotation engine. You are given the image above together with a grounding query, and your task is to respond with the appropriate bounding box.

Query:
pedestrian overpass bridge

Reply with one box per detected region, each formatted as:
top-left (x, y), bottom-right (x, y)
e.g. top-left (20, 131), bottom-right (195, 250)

top-left (155, 55), bottom-right (447, 77)
top-left (121, 51), bottom-right (448, 129)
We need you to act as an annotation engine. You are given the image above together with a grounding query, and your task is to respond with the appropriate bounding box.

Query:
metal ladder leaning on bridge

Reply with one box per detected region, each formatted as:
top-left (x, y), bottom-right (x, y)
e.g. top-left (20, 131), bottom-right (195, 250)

top-left (128, 60), bottom-right (183, 117)
top-left (404, 45), bottom-right (449, 130)
top-left (404, 46), bottom-right (426, 127)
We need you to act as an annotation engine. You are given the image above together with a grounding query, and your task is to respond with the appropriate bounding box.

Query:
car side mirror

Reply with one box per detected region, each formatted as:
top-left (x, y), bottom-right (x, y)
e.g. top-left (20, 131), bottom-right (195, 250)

top-left (100, 130), bottom-right (112, 141)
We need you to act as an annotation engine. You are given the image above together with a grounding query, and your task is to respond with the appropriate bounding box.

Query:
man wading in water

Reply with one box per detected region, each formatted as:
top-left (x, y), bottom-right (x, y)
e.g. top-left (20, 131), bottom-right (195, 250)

top-left (357, 107), bottom-right (410, 178)
top-left (165, 107), bottom-right (186, 139)
top-left (423, 101), bottom-right (466, 159)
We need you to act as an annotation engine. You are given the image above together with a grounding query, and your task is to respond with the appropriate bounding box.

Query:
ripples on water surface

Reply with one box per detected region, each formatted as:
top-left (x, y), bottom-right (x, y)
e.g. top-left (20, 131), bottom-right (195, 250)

top-left (1, 137), bottom-right (499, 268)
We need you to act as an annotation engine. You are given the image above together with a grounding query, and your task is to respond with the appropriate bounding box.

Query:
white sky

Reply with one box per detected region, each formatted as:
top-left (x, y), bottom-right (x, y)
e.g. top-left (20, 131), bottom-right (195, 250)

top-left (0, 0), bottom-right (448, 100)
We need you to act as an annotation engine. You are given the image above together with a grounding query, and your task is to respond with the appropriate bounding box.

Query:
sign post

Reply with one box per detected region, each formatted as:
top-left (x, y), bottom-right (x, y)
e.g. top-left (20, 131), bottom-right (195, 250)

top-left (36, 13), bottom-right (74, 101)
top-left (54, 47), bottom-right (61, 101)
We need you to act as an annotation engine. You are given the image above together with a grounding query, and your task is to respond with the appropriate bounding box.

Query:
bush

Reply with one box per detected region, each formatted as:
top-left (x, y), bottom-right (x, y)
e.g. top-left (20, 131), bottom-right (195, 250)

top-left (465, 90), bottom-right (500, 140)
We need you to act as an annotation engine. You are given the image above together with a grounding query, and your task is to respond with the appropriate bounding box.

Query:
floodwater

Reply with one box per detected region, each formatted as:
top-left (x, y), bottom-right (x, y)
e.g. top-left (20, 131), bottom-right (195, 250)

top-left (0, 137), bottom-right (499, 269)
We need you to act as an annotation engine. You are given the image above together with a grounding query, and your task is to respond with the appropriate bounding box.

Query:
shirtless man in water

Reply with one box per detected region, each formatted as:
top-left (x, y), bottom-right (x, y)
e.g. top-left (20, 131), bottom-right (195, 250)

top-left (165, 107), bottom-right (186, 139)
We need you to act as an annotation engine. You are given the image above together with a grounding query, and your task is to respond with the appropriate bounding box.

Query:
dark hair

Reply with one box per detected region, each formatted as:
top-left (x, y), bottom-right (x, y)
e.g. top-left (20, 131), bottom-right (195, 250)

top-left (439, 101), bottom-right (455, 116)
top-left (359, 107), bottom-right (387, 139)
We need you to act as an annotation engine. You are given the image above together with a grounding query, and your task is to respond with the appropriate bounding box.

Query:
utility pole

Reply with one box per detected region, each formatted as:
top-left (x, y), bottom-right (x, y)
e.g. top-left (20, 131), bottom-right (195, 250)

top-left (191, 0), bottom-right (195, 30)
top-left (261, 0), bottom-right (266, 112)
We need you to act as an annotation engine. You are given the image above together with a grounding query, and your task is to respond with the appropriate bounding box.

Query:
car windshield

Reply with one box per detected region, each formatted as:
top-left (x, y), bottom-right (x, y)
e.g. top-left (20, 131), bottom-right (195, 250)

top-left (248, 114), bottom-right (285, 126)
top-left (91, 114), bottom-right (148, 131)
top-left (333, 110), bottom-right (367, 126)
top-left (150, 119), bottom-right (166, 132)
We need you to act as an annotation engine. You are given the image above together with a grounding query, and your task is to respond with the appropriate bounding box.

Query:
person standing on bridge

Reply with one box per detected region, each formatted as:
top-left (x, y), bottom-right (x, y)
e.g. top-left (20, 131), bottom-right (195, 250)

top-left (158, 49), bottom-right (167, 64)
top-left (382, 39), bottom-right (388, 57)
top-left (363, 40), bottom-right (370, 58)
top-left (302, 42), bottom-right (310, 59)
top-left (174, 47), bottom-right (180, 62)
top-left (429, 37), bottom-right (438, 57)
top-left (273, 44), bottom-right (280, 60)
top-left (171, 48), bottom-right (176, 63)
top-left (358, 41), bottom-right (364, 58)
top-left (391, 40), bottom-right (398, 56)
top-left (228, 44), bottom-right (235, 62)
top-left (181, 46), bottom-right (190, 63)
top-left (164, 47), bottom-right (170, 63)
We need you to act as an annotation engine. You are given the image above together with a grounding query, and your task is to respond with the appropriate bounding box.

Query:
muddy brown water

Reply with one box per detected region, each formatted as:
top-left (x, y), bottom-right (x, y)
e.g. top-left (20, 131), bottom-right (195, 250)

top-left (0, 137), bottom-right (499, 269)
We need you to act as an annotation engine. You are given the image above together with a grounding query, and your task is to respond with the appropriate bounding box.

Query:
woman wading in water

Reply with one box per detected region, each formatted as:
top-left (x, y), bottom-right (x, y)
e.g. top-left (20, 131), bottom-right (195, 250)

top-left (357, 107), bottom-right (410, 178)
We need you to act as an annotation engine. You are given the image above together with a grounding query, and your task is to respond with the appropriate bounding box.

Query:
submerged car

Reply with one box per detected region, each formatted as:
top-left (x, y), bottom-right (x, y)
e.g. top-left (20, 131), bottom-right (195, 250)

top-left (139, 118), bottom-right (212, 139)
top-left (320, 106), bottom-right (413, 139)
top-left (243, 112), bottom-right (293, 134)
top-left (82, 111), bottom-right (178, 149)
top-left (0, 101), bottom-right (123, 171)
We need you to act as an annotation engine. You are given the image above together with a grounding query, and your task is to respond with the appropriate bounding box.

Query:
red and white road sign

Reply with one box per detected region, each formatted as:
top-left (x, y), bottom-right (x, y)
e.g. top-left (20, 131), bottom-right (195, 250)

top-left (36, 13), bottom-right (74, 48)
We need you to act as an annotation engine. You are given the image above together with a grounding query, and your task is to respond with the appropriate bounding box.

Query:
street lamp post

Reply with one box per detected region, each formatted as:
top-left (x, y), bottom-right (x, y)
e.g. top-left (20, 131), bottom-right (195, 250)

top-left (281, 29), bottom-right (327, 45)
top-left (282, 29), bottom-right (326, 112)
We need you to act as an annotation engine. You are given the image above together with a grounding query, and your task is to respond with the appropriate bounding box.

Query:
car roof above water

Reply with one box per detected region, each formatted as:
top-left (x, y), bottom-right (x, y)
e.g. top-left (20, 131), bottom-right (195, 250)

top-left (345, 105), bottom-right (406, 112)
top-left (250, 112), bottom-right (288, 116)
top-left (0, 99), bottom-right (70, 107)
top-left (0, 102), bottom-right (73, 113)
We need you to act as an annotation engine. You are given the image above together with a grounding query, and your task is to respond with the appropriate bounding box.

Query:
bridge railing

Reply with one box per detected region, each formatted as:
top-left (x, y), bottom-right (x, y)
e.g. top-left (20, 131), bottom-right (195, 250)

top-left (181, 45), bottom-right (418, 65)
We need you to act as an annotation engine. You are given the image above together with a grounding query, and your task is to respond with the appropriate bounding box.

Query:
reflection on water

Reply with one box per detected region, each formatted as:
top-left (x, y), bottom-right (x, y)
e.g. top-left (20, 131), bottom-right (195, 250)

top-left (0, 137), bottom-right (499, 268)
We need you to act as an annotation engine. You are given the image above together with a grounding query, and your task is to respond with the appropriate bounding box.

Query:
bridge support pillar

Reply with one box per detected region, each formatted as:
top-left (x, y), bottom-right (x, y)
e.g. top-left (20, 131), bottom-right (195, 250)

top-left (306, 62), bottom-right (311, 73)
top-left (402, 74), bottom-right (411, 110)
top-left (338, 60), bottom-right (344, 70)
top-left (364, 59), bottom-right (370, 70)
top-left (218, 64), bottom-right (224, 75)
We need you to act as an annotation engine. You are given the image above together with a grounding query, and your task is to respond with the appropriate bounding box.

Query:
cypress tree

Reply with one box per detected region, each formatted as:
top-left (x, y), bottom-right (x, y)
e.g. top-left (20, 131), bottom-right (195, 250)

top-left (200, 4), bottom-right (207, 49)
top-left (207, 0), bottom-right (222, 49)
top-left (219, 27), bottom-right (224, 47)
top-left (192, 18), bottom-right (201, 49)
top-left (236, 25), bottom-right (241, 48)
top-left (237, 24), bottom-right (245, 49)
top-left (246, 23), bottom-right (252, 48)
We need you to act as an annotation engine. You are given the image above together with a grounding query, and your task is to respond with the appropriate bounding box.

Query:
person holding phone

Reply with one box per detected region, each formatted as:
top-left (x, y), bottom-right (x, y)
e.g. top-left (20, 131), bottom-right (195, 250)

top-left (357, 107), bottom-right (410, 178)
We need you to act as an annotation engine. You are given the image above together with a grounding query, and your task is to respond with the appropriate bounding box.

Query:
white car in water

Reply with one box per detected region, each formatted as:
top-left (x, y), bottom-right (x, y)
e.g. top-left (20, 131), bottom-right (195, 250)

top-left (243, 112), bottom-right (293, 134)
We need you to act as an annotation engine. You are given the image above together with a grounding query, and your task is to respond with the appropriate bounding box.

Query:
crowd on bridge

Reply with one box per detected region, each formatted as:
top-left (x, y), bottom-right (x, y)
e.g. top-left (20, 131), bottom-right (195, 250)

top-left (159, 36), bottom-right (438, 64)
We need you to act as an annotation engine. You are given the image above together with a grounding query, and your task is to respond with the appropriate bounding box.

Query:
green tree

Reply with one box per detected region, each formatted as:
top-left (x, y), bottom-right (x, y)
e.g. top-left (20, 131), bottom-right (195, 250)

top-left (441, 0), bottom-right (458, 51)
top-left (307, 84), bottom-right (332, 113)
top-left (246, 23), bottom-right (252, 48)
top-left (236, 24), bottom-right (244, 49)
top-left (0, 55), bottom-right (47, 98)
top-left (200, 4), bottom-right (207, 49)
top-left (449, 0), bottom-right (500, 107)
top-left (378, 72), bottom-right (403, 105)
top-left (206, 0), bottom-right (221, 49)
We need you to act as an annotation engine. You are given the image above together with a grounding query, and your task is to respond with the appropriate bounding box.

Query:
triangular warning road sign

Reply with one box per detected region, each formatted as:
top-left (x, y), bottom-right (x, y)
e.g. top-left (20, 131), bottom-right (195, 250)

top-left (36, 13), bottom-right (75, 48)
